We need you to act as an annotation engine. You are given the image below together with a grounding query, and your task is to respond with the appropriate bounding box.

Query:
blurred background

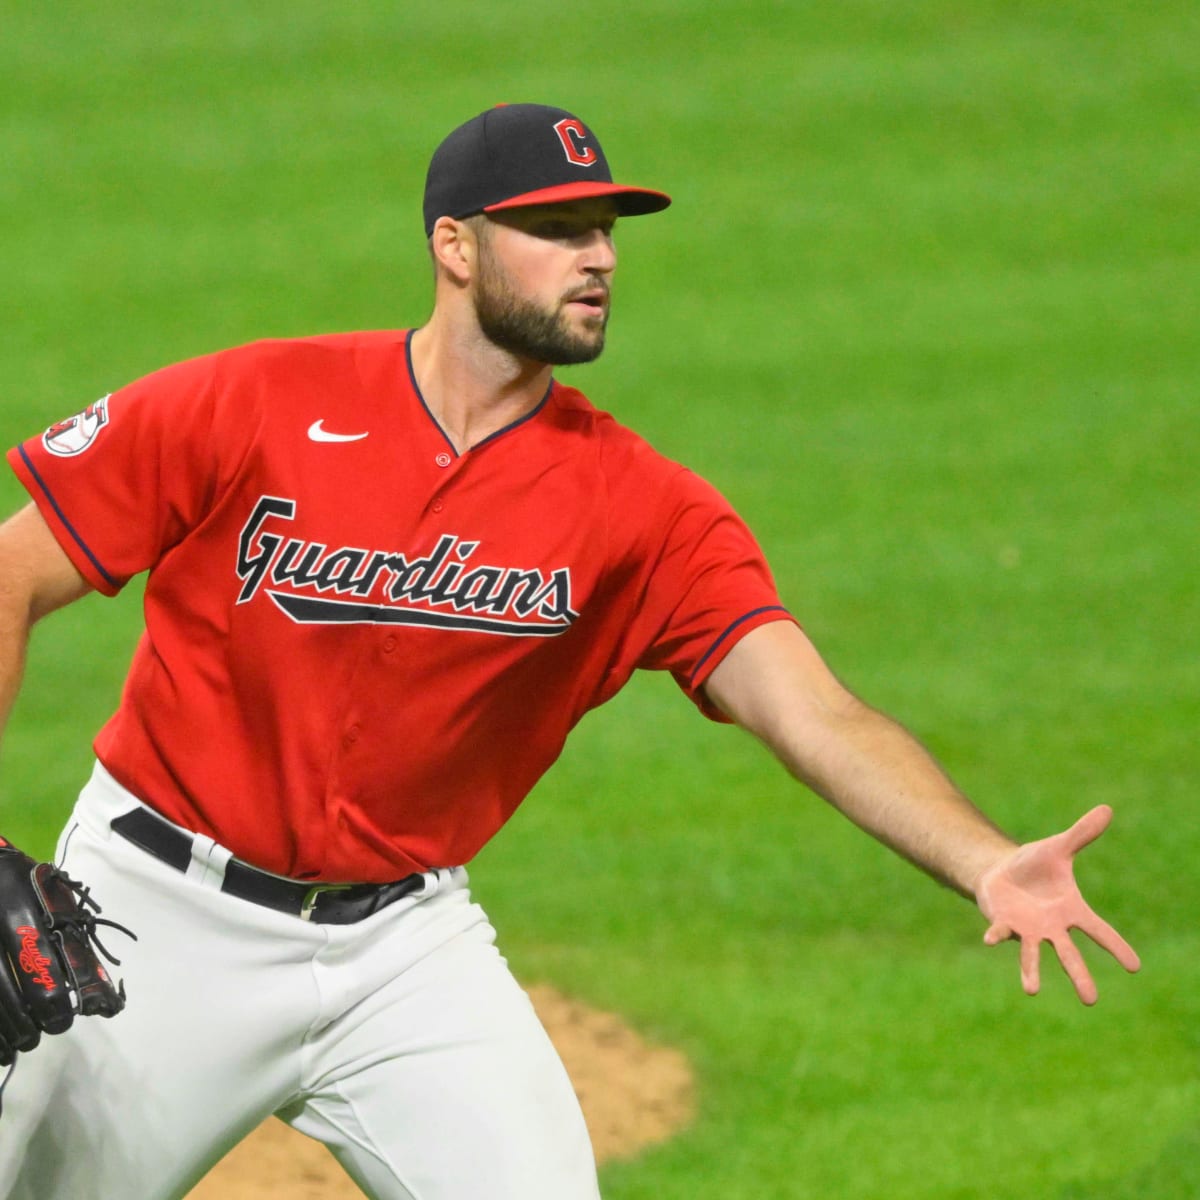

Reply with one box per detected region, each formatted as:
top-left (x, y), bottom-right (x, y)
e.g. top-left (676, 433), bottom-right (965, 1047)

top-left (1, 2), bottom-right (1195, 1196)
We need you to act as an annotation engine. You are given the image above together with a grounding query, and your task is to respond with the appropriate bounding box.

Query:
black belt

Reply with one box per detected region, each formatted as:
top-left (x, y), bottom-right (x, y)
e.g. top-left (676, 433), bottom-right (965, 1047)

top-left (110, 807), bottom-right (427, 924)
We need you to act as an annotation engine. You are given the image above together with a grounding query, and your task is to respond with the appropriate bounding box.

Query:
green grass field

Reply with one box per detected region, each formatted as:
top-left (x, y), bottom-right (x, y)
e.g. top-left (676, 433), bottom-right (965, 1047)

top-left (1, 2), bottom-right (1196, 1196)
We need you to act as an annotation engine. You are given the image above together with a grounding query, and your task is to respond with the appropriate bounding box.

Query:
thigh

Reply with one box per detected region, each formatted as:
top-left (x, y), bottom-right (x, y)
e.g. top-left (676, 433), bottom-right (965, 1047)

top-left (283, 911), bottom-right (600, 1200)
top-left (0, 807), bottom-right (314, 1200)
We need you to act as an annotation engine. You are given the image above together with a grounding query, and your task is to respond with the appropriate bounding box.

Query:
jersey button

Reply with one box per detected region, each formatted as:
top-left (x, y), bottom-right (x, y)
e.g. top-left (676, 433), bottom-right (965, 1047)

top-left (382, 635), bottom-right (397, 653)
top-left (343, 724), bottom-right (360, 748)
top-left (435, 452), bottom-right (452, 468)
top-left (431, 500), bottom-right (445, 513)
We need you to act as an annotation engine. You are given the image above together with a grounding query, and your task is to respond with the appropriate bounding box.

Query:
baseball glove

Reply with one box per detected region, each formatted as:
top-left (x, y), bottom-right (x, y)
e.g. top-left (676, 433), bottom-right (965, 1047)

top-left (0, 835), bottom-right (134, 1070)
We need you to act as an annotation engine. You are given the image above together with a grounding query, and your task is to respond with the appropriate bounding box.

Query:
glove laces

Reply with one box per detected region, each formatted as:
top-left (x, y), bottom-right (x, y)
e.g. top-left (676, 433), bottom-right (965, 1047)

top-left (46, 867), bottom-right (138, 966)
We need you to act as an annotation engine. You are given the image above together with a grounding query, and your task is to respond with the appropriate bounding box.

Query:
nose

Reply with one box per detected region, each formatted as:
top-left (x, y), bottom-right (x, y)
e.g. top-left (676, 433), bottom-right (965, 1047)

top-left (580, 227), bottom-right (616, 275)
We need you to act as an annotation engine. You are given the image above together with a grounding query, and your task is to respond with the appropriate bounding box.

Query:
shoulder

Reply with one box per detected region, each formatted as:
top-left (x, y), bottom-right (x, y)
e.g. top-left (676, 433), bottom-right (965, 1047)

top-left (545, 382), bottom-right (734, 527)
top-left (209, 330), bottom-right (408, 381)
top-left (120, 331), bottom-right (408, 394)
top-left (546, 381), bottom-right (687, 482)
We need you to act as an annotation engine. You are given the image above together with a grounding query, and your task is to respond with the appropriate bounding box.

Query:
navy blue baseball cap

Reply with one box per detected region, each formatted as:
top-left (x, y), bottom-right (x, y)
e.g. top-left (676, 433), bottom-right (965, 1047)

top-left (423, 104), bottom-right (672, 236)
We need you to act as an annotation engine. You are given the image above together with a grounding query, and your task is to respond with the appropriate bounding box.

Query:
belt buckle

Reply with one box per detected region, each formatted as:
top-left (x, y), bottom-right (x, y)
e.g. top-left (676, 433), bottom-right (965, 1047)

top-left (299, 882), bottom-right (354, 921)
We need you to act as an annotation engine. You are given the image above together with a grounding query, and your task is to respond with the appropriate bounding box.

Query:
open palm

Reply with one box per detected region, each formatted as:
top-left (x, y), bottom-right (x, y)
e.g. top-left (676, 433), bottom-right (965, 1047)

top-left (975, 805), bottom-right (1141, 1005)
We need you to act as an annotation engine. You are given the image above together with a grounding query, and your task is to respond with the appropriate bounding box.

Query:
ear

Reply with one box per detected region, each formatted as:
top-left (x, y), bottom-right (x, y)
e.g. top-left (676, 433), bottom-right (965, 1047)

top-left (430, 216), bottom-right (477, 286)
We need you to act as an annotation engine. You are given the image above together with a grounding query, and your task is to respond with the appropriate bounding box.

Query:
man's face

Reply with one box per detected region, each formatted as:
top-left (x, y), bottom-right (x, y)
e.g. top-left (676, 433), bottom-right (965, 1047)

top-left (470, 199), bottom-right (619, 366)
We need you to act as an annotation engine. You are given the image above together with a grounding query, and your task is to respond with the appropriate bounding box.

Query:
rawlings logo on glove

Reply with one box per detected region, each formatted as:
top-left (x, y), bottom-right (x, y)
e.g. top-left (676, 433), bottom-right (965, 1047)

top-left (16, 926), bottom-right (57, 992)
top-left (0, 837), bottom-right (135, 1092)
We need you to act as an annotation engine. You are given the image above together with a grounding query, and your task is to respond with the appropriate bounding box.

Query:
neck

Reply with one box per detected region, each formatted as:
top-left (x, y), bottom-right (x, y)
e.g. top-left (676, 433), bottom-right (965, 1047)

top-left (409, 314), bottom-right (553, 454)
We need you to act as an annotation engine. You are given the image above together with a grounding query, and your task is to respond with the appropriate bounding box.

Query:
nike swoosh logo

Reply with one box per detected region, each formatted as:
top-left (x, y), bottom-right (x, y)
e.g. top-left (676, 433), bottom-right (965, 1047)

top-left (308, 420), bottom-right (369, 443)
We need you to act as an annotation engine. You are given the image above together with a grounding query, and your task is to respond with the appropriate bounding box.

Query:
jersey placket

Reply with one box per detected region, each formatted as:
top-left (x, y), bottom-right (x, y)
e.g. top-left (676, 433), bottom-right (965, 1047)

top-left (321, 442), bottom-right (472, 866)
top-left (425, 445), bottom-right (463, 517)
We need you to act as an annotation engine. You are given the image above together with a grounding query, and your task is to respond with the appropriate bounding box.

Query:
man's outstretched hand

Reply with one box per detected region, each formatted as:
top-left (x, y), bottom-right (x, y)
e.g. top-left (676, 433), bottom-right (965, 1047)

top-left (974, 805), bottom-right (1141, 1005)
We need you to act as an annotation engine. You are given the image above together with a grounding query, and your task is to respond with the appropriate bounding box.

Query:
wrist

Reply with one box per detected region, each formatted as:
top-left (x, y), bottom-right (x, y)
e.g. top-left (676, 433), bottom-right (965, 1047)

top-left (968, 838), bottom-right (1021, 903)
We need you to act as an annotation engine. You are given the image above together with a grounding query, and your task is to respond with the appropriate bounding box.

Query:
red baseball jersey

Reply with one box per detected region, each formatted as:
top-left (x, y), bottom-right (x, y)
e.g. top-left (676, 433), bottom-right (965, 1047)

top-left (10, 332), bottom-right (792, 881)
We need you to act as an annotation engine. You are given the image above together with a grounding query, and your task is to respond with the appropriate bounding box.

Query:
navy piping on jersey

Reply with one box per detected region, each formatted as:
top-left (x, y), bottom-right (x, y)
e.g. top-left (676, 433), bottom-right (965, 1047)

top-left (689, 606), bottom-right (791, 686)
top-left (18, 445), bottom-right (120, 591)
top-left (404, 331), bottom-right (555, 456)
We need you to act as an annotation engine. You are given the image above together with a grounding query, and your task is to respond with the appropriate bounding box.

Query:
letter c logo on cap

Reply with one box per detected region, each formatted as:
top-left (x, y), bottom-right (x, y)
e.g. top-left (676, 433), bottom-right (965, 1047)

top-left (553, 118), bottom-right (598, 167)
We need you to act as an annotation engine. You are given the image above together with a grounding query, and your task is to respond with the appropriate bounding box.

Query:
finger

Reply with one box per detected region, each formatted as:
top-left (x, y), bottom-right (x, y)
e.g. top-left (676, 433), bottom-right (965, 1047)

top-left (1020, 935), bottom-right (1042, 997)
top-left (1075, 910), bottom-right (1142, 973)
top-left (983, 921), bottom-right (1013, 946)
top-left (1061, 805), bottom-right (1113, 855)
top-left (1052, 932), bottom-right (1098, 1006)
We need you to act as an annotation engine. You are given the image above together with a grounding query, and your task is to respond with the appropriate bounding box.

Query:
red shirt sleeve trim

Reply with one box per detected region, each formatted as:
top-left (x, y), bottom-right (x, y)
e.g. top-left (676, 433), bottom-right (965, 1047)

top-left (9, 444), bottom-right (122, 594)
top-left (689, 605), bottom-right (793, 686)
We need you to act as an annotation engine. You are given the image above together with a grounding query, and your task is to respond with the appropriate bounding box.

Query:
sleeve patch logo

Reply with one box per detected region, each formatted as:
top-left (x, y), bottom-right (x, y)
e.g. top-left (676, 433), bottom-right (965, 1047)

top-left (42, 395), bottom-right (111, 457)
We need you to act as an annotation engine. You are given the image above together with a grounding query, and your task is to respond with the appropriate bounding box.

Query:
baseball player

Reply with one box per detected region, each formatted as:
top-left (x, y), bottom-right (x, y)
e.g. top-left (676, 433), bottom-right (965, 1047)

top-left (0, 103), bottom-right (1139, 1200)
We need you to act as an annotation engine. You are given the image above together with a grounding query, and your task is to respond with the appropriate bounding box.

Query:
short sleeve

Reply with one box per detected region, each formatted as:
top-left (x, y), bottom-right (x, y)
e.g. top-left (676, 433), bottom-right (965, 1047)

top-left (8, 351), bottom-right (240, 594)
top-left (631, 467), bottom-right (794, 719)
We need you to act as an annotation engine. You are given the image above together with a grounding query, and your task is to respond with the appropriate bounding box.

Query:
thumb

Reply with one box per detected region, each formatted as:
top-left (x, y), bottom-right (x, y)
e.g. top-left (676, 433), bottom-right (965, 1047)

top-left (1059, 805), bottom-right (1113, 855)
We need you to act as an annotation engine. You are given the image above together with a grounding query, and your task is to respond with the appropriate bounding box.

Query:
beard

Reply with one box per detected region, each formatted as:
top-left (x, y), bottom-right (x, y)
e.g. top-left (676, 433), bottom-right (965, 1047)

top-left (473, 245), bottom-right (609, 366)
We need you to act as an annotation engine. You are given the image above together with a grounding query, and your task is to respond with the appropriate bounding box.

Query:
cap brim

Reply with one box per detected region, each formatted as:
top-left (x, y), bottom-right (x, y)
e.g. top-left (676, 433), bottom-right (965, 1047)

top-left (483, 180), bottom-right (671, 218)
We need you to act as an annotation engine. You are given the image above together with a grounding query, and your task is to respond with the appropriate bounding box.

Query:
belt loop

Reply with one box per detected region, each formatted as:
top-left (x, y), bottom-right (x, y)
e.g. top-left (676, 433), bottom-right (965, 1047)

top-left (185, 834), bottom-right (233, 891)
top-left (418, 868), bottom-right (453, 899)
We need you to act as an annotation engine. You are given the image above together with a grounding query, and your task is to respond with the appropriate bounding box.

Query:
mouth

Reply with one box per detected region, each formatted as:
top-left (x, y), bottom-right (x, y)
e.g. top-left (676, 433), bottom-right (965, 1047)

top-left (564, 286), bottom-right (610, 315)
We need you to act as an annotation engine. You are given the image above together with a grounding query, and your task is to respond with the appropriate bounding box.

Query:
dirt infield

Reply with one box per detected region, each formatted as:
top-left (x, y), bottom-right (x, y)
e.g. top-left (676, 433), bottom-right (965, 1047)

top-left (187, 984), bottom-right (694, 1198)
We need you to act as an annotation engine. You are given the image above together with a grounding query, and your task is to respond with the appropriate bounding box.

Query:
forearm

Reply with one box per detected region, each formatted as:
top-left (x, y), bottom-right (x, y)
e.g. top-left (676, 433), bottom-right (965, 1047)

top-left (0, 504), bottom-right (92, 756)
top-left (705, 621), bottom-right (1018, 899)
top-left (0, 567), bottom-right (36, 751)
top-left (771, 691), bottom-right (1017, 897)
top-left (0, 607), bottom-right (30, 744)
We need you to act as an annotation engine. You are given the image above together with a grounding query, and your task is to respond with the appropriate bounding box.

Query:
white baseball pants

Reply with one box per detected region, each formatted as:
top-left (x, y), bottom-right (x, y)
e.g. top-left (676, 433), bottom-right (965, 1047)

top-left (0, 763), bottom-right (600, 1200)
